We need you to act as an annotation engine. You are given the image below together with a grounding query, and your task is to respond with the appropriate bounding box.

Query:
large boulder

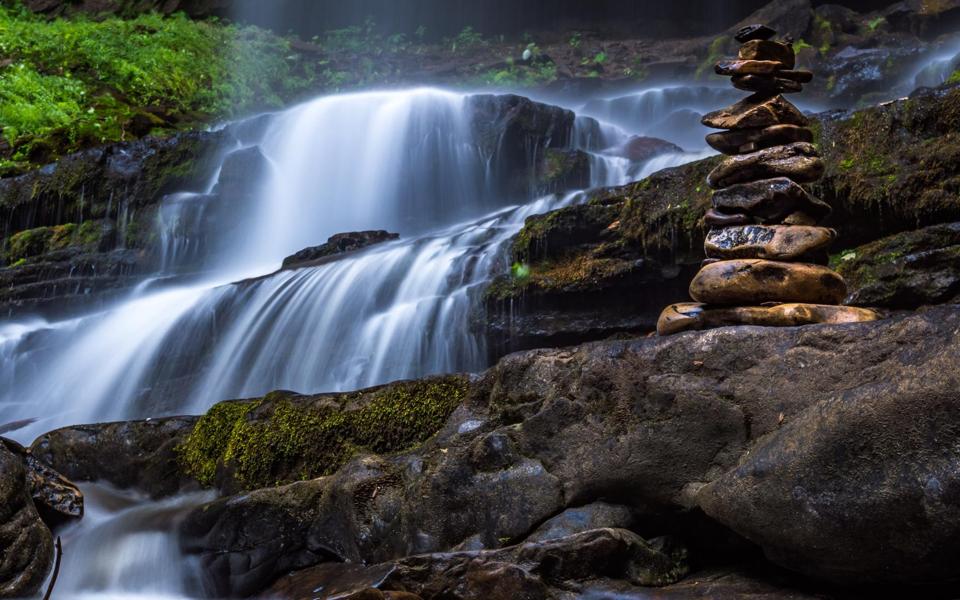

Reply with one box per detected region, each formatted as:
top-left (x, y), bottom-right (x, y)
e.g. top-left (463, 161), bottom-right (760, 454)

top-left (30, 417), bottom-right (200, 499)
top-left (698, 309), bottom-right (960, 583)
top-left (171, 305), bottom-right (960, 596)
top-left (0, 443), bottom-right (53, 599)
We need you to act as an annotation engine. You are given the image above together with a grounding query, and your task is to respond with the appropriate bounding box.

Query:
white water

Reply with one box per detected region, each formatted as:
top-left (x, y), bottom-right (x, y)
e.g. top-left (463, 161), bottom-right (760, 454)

top-left (1, 88), bottom-right (718, 444)
top-left (1, 87), bottom-right (716, 600)
top-left (53, 485), bottom-right (211, 600)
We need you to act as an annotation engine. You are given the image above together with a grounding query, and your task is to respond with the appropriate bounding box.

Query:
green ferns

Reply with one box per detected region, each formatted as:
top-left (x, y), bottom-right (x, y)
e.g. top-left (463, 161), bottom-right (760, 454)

top-left (0, 4), bottom-right (311, 166)
top-left (177, 377), bottom-right (470, 490)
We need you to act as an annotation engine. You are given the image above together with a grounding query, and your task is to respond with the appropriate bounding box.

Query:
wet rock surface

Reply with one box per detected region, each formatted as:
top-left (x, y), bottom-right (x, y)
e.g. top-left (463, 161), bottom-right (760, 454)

top-left (657, 302), bottom-right (879, 336)
top-left (689, 259), bottom-right (847, 305)
top-left (711, 177), bottom-right (831, 223)
top-left (0, 442), bottom-right (53, 599)
top-left (164, 305), bottom-right (960, 596)
top-left (704, 225), bottom-right (834, 261)
top-left (282, 230), bottom-right (400, 270)
top-left (836, 222), bottom-right (960, 309)
top-left (706, 142), bottom-right (824, 189)
top-left (702, 94), bottom-right (809, 131)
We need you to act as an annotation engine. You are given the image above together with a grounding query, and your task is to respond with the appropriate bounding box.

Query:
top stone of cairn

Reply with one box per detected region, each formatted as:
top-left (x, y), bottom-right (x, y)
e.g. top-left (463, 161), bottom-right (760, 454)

top-left (734, 24), bottom-right (777, 43)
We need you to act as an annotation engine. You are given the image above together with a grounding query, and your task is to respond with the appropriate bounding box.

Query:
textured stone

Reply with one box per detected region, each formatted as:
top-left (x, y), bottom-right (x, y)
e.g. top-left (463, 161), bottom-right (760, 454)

top-left (704, 225), bottom-right (835, 261)
top-left (738, 40), bottom-right (796, 69)
top-left (732, 74), bottom-right (803, 95)
top-left (657, 302), bottom-right (880, 336)
top-left (777, 69), bottom-right (814, 83)
top-left (704, 208), bottom-right (754, 228)
top-left (706, 125), bottom-right (813, 155)
top-left (734, 24), bottom-right (777, 43)
top-left (0, 444), bottom-right (52, 599)
top-left (782, 211), bottom-right (818, 226)
top-left (689, 259), bottom-right (847, 305)
top-left (715, 59), bottom-right (786, 77)
top-left (711, 177), bottom-right (831, 222)
top-left (702, 94), bottom-right (808, 130)
top-left (707, 142), bottom-right (824, 189)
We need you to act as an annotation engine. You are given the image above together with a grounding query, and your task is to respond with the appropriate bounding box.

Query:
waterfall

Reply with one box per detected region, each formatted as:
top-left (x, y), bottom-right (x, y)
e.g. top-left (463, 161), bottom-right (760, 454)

top-left (53, 485), bottom-right (211, 600)
top-left (0, 88), bottom-right (678, 442)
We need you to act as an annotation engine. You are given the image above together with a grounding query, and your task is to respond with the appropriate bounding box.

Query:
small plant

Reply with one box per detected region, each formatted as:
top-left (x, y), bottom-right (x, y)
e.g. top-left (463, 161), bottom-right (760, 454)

top-left (867, 16), bottom-right (886, 31)
top-left (511, 262), bottom-right (530, 279)
top-left (451, 25), bottom-right (484, 52)
top-left (568, 32), bottom-right (582, 49)
top-left (593, 50), bottom-right (608, 65)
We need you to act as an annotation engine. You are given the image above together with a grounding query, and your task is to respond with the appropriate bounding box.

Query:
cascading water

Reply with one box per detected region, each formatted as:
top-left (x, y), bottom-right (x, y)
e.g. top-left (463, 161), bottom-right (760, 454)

top-left (1, 87), bottom-right (713, 443)
top-left (0, 86), bottom-right (716, 600)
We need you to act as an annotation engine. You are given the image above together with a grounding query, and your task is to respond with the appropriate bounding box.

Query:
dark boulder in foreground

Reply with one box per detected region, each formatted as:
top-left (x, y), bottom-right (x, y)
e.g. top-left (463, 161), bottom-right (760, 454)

top-left (0, 443), bottom-right (52, 599)
top-left (282, 230), bottom-right (400, 270)
top-left (158, 305), bottom-right (960, 595)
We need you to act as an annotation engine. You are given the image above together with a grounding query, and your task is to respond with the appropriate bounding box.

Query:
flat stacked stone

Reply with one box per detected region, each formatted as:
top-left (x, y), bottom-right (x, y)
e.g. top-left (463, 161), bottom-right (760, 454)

top-left (657, 25), bottom-right (879, 336)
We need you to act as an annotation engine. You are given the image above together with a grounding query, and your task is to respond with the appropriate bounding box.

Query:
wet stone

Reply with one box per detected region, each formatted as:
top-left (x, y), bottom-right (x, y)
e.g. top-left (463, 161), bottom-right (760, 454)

top-left (711, 177), bottom-right (831, 222)
top-left (735, 24), bottom-right (777, 43)
top-left (702, 94), bottom-right (808, 130)
top-left (705, 225), bottom-right (836, 261)
top-left (657, 302), bottom-right (880, 336)
top-left (706, 125), bottom-right (813, 155)
top-left (689, 259), bottom-right (848, 306)
top-left (732, 74), bottom-right (802, 95)
top-left (707, 142), bottom-right (824, 189)
top-left (738, 40), bottom-right (796, 70)
top-left (705, 208), bottom-right (754, 228)
top-left (777, 70), bottom-right (814, 83)
top-left (715, 59), bottom-right (786, 77)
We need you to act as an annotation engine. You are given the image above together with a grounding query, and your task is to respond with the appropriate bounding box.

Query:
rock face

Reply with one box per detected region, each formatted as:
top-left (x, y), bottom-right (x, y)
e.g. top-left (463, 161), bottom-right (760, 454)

top-left (30, 417), bottom-right (200, 499)
top-left (698, 310), bottom-right (960, 583)
top-left (0, 443), bottom-right (53, 599)
top-left (166, 306), bottom-right (960, 596)
top-left (265, 528), bottom-right (689, 600)
top-left (836, 222), bottom-right (960, 309)
top-left (282, 231), bottom-right (400, 270)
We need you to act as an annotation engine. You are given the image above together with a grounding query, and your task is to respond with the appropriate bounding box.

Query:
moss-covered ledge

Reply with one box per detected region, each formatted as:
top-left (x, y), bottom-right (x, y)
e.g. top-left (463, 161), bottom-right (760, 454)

top-left (177, 375), bottom-right (472, 492)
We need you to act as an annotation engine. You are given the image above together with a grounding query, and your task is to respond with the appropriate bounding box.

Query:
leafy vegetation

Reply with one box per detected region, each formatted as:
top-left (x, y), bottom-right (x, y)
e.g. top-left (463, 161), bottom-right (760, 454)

top-left (0, 3), bottom-right (313, 168)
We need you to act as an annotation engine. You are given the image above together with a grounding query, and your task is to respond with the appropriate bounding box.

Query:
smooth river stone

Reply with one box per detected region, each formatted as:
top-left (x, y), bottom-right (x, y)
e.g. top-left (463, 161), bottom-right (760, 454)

top-left (704, 225), bottom-right (836, 260)
top-left (702, 94), bottom-right (808, 130)
top-left (777, 69), bottom-right (814, 83)
top-left (706, 125), bottom-right (813, 155)
top-left (715, 59), bottom-right (785, 76)
top-left (657, 302), bottom-right (880, 336)
top-left (711, 177), bottom-right (831, 221)
top-left (689, 259), bottom-right (848, 305)
top-left (706, 142), bottom-right (824, 189)
top-left (735, 24), bottom-right (777, 43)
top-left (738, 40), bottom-right (796, 70)
top-left (704, 208), bottom-right (754, 228)
top-left (732, 74), bottom-right (802, 95)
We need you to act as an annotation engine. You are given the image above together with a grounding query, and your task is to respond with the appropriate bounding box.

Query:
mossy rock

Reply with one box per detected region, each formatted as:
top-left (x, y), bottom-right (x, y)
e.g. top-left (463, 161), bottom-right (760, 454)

top-left (177, 375), bottom-right (471, 492)
top-left (834, 222), bottom-right (960, 308)
top-left (3, 220), bottom-right (114, 265)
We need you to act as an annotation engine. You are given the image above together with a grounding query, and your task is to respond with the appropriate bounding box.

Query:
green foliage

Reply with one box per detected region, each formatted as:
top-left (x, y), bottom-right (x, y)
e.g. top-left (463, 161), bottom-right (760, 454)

top-left (592, 50), bottom-right (608, 65)
top-left (568, 32), bottom-right (582, 49)
top-left (792, 38), bottom-right (814, 54)
top-left (696, 36), bottom-right (728, 80)
top-left (867, 16), bottom-right (886, 31)
top-left (450, 25), bottom-right (485, 52)
top-left (949, 70), bottom-right (960, 85)
top-left (3, 220), bottom-right (106, 264)
top-left (177, 377), bottom-right (470, 489)
top-left (0, 5), bottom-right (311, 164)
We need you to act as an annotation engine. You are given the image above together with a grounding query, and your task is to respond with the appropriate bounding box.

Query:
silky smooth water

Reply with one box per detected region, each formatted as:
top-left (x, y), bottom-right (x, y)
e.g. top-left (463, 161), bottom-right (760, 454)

top-left (1, 87), bottom-right (716, 600)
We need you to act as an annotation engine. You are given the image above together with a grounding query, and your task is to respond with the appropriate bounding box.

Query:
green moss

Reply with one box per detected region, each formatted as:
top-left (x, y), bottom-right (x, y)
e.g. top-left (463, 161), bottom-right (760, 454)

top-left (177, 377), bottom-right (469, 490)
top-left (3, 220), bottom-right (106, 264)
top-left (695, 36), bottom-right (728, 80)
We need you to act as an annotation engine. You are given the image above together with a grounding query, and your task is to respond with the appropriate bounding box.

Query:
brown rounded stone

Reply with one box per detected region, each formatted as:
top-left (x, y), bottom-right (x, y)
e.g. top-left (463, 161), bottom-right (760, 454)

top-left (657, 302), bottom-right (880, 336)
top-left (706, 142), bottom-right (824, 189)
top-left (705, 225), bottom-right (836, 261)
top-left (732, 74), bottom-right (802, 95)
top-left (711, 177), bottom-right (831, 222)
top-left (738, 40), bottom-right (796, 70)
top-left (689, 259), bottom-right (848, 305)
top-left (706, 126), bottom-right (813, 155)
top-left (702, 94), bottom-right (808, 130)
top-left (715, 59), bottom-right (786, 77)
top-left (704, 208), bottom-right (754, 228)
top-left (778, 69), bottom-right (814, 83)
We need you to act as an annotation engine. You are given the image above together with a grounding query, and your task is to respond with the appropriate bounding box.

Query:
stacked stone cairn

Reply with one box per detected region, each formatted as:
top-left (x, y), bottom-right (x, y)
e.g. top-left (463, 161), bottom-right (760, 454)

top-left (658, 24), bottom-right (879, 336)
